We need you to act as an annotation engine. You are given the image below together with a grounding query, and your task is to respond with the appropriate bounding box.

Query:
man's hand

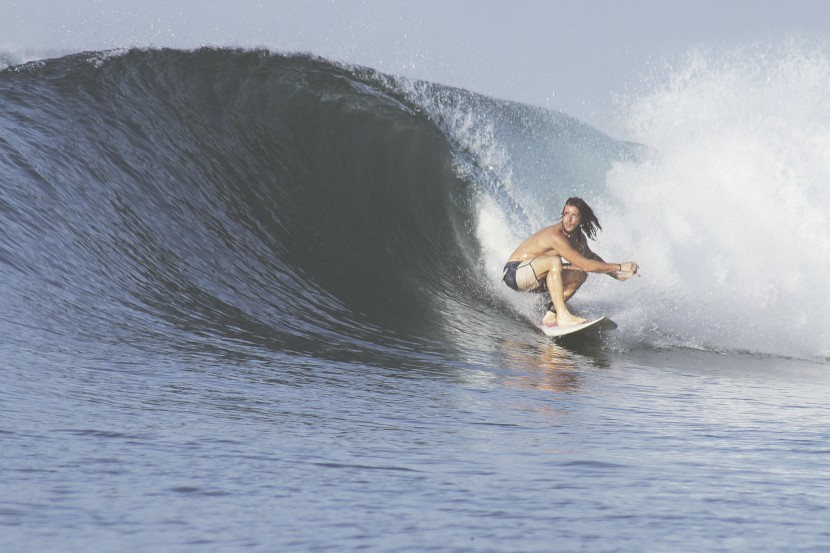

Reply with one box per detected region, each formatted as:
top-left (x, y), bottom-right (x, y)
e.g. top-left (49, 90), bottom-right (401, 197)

top-left (616, 261), bottom-right (639, 281)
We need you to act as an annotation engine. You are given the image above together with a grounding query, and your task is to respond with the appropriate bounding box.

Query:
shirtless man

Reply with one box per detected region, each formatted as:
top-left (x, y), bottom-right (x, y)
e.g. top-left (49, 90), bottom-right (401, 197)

top-left (502, 197), bottom-right (638, 327)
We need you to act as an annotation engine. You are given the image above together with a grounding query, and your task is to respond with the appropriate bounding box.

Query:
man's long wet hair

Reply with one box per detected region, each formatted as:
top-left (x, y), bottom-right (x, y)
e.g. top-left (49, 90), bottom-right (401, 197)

top-left (564, 197), bottom-right (602, 240)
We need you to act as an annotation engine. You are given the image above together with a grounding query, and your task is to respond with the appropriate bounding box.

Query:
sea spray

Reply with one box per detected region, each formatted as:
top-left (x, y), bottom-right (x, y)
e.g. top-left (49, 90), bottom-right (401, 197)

top-left (598, 40), bottom-right (830, 358)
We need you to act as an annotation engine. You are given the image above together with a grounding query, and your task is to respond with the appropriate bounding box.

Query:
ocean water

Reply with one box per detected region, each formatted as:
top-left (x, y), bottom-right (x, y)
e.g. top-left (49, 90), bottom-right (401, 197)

top-left (2, 46), bottom-right (830, 552)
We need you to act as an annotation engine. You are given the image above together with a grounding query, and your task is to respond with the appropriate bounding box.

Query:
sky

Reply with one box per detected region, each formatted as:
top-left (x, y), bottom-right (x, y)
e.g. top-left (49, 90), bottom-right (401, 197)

top-left (4, 0), bottom-right (830, 132)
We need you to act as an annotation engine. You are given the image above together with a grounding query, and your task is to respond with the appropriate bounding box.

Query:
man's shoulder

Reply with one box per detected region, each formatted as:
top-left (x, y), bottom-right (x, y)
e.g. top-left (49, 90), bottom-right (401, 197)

top-left (531, 226), bottom-right (568, 253)
top-left (541, 223), bottom-right (567, 241)
top-left (540, 222), bottom-right (563, 236)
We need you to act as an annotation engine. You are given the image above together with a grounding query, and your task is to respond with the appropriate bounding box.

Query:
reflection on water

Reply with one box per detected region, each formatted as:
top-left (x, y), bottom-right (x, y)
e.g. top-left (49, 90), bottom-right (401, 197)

top-left (495, 336), bottom-right (611, 393)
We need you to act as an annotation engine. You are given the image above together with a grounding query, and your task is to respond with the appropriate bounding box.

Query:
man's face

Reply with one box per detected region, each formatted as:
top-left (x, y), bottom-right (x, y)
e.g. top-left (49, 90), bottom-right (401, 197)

top-left (562, 204), bottom-right (582, 234)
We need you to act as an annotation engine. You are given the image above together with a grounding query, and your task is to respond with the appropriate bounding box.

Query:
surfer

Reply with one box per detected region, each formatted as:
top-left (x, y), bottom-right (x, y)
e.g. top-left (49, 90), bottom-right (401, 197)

top-left (502, 197), bottom-right (638, 327)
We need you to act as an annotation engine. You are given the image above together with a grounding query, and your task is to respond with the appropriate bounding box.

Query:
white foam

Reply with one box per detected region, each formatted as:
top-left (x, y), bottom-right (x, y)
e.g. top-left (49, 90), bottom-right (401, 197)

top-left (597, 40), bottom-right (830, 359)
top-left (391, 41), bottom-right (830, 359)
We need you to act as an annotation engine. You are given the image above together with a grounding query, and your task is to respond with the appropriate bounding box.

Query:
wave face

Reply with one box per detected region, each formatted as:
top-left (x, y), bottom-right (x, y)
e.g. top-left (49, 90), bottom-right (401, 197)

top-left (1, 49), bottom-right (487, 364)
top-left (2, 46), bottom-right (825, 361)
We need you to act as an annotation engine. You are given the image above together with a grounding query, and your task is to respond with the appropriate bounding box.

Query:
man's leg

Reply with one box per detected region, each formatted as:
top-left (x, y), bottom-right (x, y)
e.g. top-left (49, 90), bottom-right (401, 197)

top-left (544, 269), bottom-right (588, 325)
top-left (562, 268), bottom-right (588, 302)
top-left (528, 256), bottom-right (587, 327)
top-left (543, 256), bottom-right (586, 326)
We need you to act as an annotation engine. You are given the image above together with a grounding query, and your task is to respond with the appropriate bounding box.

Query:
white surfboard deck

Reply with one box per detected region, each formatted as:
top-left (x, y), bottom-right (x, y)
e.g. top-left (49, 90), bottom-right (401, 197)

top-left (538, 316), bottom-right (607, 338)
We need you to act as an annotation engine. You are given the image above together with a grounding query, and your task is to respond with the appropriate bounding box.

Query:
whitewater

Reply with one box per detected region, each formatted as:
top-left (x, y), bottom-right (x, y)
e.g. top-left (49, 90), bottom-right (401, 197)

top-left (2, 42), bottom-right (830, 553)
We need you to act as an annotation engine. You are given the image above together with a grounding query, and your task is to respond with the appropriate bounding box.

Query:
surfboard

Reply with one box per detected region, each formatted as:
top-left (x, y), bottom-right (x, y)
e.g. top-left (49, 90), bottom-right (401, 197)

top-left (539, 316), bottom-right (607, 338)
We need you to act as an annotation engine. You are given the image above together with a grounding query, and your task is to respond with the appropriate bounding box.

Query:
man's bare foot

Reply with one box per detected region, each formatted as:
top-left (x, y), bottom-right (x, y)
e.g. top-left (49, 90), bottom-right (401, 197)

top-left (542, 311), bottom-right (558, 327)
top-left (557, 312), bottom-right (587, 326)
